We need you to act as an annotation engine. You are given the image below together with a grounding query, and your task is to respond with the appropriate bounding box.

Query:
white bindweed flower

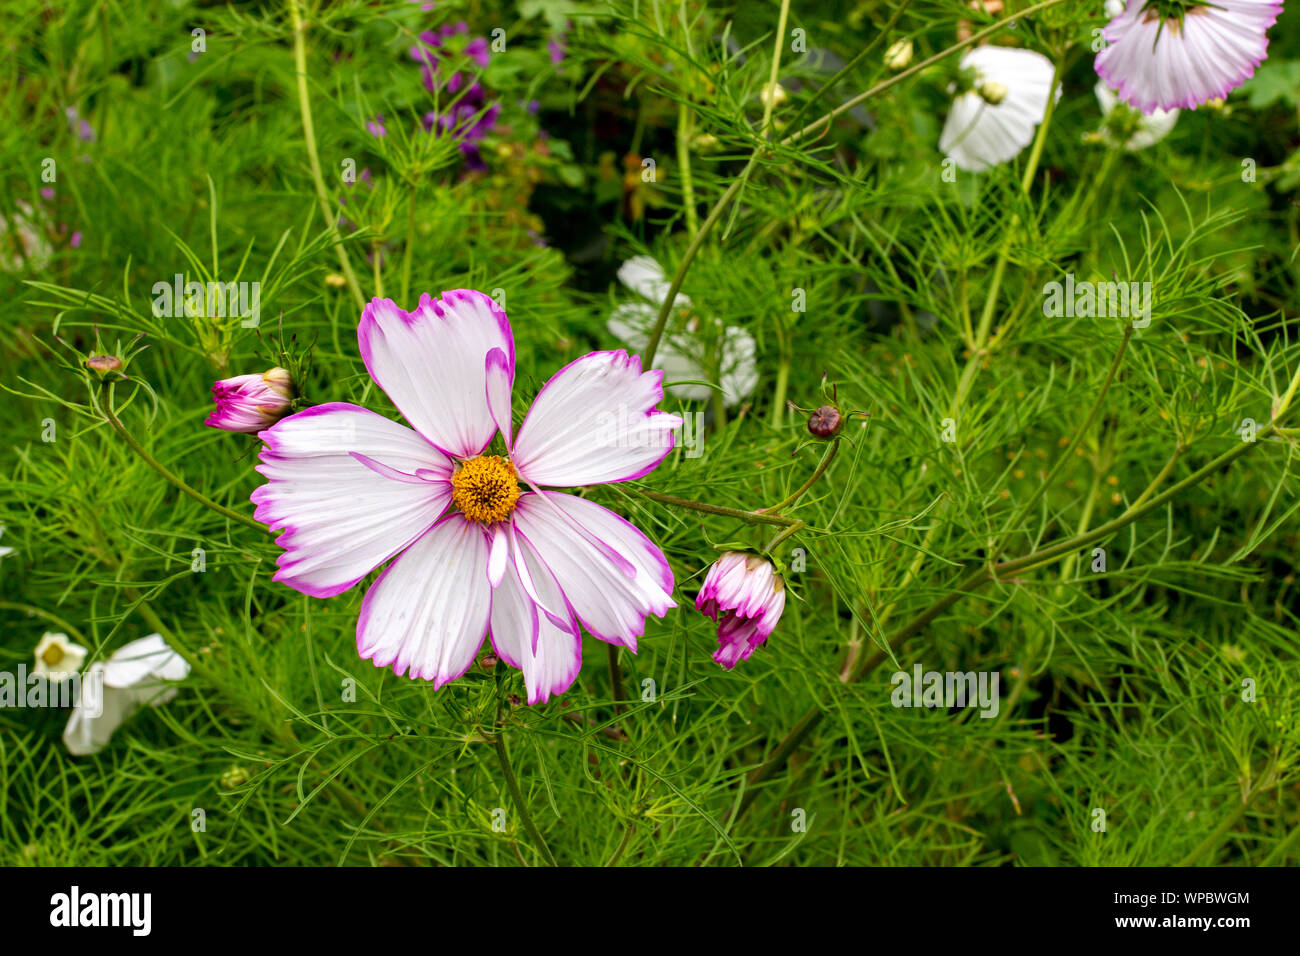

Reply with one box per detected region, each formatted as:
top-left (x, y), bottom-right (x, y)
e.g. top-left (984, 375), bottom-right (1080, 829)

top-left (1096, 0), bottom-right (1282, 114)
top-left (32, 633), bottom-right (87, 683)
top-left (0, 201), bottom-right (53, 272)
top-left (1094, 82), bottom-right (1179, 150)
top-left (940, 46), bottom-right (1059, 173)
top-left (63, 634), bottom-right (190, 756)
top-left (607, 256), bottom-right (758, 408)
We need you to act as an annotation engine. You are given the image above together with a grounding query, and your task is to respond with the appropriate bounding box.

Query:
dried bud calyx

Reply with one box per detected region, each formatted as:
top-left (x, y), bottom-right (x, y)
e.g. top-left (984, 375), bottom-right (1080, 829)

top-left (808, 405), bottom-right (843, 438)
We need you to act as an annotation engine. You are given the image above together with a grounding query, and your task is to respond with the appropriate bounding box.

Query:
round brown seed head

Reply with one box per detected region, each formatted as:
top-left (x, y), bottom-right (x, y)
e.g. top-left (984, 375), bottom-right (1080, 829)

top-left (807, 405), bottom-right (843, 438)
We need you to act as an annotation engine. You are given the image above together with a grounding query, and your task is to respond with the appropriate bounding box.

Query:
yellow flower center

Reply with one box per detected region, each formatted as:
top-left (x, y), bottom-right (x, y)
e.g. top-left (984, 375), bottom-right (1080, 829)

top-left (41, 644), bottom-right (65, 667)
top-left (451, 455), bottom-right (520, 524)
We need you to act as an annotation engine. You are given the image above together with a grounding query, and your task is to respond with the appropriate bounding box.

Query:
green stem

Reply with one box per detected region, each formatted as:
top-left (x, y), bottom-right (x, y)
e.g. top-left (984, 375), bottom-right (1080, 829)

top-left (400, 185), bottom-right (417, 305)
top-left (758, 0), bottom-right (793, 137)
top-left (101, 386), bottom-right (263, 533)
top-left (493, 730), bottom-right (558, 866)
top-left (607, 643), bottom-right (626, 716)
top-left (677, 99), bottom-right (698, 238)
top-left (288, 0), bottom-right (365, 311)
top-left (634, 488), bottom-right (800, 527)
top-left (769, 343), bottom-right (791, 430)
top-left (759, 439), bottom-right (840, 515)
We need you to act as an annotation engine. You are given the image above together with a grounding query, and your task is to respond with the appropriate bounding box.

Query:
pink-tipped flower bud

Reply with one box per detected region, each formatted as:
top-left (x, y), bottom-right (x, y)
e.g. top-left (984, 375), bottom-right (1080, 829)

top-left (206, 367), bottom-right (294, 433)
top-left (695, 552), bottom-right (786, 669)
top-left (808, 404), bottom-right (842, 438)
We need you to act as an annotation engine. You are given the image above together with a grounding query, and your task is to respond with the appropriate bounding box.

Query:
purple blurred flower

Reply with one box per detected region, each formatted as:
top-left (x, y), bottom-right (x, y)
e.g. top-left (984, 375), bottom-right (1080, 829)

top-left (65, 106), bottom-right (95, 142)
top-left (366, 114), bottom-right (387, 137)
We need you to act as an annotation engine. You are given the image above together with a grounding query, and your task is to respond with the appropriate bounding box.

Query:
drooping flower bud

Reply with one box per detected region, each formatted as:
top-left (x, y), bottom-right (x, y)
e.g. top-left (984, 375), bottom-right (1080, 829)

top-left (206, 367), bottom-right (294, 434)
top-left (808, 404), bottom-right (843, 438)
top-left (695, 552), bottom-right (786, 669)
top-left (884, 39), bottom-right (914, 71)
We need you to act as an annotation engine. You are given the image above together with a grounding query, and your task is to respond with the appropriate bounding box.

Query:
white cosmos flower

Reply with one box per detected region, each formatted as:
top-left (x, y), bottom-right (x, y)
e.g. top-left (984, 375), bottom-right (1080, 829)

top-left (63, 634), bottom-right (190, 756)
top-left (1094, 82), bottom-right (1179, 150)
top-left (33, 633), bottom-right (88, 683)
top-left (1096, 0), bottom-right (1282, 114)
top-left (0, 525), bottom-right (13, 560)
top-left (940, 46), bottom-right (1059, 173)
top-left (608, 256), bottom-right (758, 408)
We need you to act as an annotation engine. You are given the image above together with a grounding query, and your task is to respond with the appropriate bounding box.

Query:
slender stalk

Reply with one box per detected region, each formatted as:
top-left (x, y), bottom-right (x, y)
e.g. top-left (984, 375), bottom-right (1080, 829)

top-left (100, 387), bottom-right (263, 533)
top-left (400, 185), bottom-right (417, 305)
top-left (607, 643), bottom-right (626, 716)
top-left (287, 0), bottom-right (365, 311)
top-left (759, 439), bottom-right (840, 514)
top-left (758, 0), bottom-right (793, 138)
top-left (677, 99), bottom-right (698, 238)
top-left (493, 730), bottom-right (558, 866)
top-left (634, 488), bottom-right (801, 527)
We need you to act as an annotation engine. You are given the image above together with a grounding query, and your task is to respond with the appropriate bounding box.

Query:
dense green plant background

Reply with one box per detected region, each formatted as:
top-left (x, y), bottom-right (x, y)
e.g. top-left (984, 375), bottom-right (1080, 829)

top-left (3, 0), bottom-right (1300, 866)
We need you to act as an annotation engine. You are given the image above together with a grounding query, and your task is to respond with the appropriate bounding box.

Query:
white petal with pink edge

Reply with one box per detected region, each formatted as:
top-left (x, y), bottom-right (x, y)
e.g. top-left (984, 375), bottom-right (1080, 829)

top-left (358, 291), bottom-right (514, 459)
top-left (511, 350), bottom-right (682, 486)
top-left (489, 534), bottom-right (582, 704)
top-left (357, 515), bottom-right (493, 684)
top-left (252, 403), bottom-right (453, 598)
top-left (511, 491), bottom-right (675, 651)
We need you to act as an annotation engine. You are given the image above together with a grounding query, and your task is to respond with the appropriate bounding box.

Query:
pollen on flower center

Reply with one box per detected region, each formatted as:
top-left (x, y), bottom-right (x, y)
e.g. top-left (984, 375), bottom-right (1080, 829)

top-left (41, 644), bottom-right (64, 667)
top-left (451, 455), bottom-right (521, 524)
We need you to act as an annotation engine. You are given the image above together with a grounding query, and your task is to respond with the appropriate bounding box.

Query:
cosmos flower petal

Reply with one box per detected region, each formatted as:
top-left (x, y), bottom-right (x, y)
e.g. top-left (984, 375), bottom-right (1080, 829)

top-left (940, 46), bottom-right (1058, 173)
top-left (358, 291), bottom-right (515, 458)
top-left (1096, 0), bottom-right (1282, 113)
top-left (511, 351), bottom-right (683, 486)
top-left (63, 634), bottom-right (190, 756)
top-left (512, 491), bottom-right (675, 651)
top-left (356, 514), bottom-right (493, 684)
top-left (489, 539), bottom-right (582, 704)
top-left (485, 347), bottom-right (514, 450)
top-left (618, 255), bottom-right (690, 308)
top-left (607, 302), bottom-right (757, 407)
top-left (252, 403), bottom-right (453, 598)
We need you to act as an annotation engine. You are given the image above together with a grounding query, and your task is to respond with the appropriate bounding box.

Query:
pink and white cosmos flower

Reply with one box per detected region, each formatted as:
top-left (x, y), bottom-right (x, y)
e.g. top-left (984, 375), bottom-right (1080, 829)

top-left (207, 368), bottom-right (294, 433)
top-left (251, 291), bottom-right (681, 704)
top-left (696, 552), bottom-right (786, 669)
top-left (1095, 0), bottom-right (1283, 114)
